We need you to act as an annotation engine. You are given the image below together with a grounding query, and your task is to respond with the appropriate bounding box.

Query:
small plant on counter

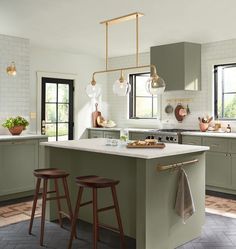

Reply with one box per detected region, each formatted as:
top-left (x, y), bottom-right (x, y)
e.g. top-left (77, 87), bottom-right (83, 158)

top-left (2, 116), bottom-right (29, 135)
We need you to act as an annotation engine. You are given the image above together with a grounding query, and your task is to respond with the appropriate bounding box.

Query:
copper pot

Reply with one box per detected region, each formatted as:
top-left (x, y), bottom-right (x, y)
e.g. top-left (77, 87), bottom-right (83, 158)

top-left (8, 125), bottom-right (24, 135)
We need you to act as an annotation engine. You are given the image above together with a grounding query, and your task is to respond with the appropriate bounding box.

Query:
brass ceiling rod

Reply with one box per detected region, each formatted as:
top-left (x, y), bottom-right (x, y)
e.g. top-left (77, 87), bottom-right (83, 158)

top-left (101, 12), bottom-right (144, 71)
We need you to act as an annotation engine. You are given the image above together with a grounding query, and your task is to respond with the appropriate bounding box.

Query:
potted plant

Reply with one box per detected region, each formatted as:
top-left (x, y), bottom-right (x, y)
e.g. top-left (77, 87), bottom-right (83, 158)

top-left (2, 116), bottom-right (29, 135)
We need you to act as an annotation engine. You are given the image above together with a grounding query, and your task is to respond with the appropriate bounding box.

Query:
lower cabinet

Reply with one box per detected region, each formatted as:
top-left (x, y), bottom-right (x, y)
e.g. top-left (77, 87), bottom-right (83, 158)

top-left (0, 139), bottom-right (46, 197)
top-left (205, 151), bottom-right (231, 189)
top-left (88, 129), bottom-right (120, 139)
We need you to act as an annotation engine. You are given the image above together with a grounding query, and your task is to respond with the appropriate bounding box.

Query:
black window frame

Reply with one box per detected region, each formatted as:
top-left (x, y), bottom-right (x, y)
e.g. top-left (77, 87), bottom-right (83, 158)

top-left (214, 63), bottom-right (236, 120)
top-left (129, 72), bottom-right (157, 119)
top-left (41, 77), bottom-right (74, 140)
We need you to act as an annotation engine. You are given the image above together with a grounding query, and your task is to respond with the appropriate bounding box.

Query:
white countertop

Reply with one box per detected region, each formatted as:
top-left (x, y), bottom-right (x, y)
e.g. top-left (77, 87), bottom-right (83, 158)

top-left (181, 131), bottom-right (236, 138)
top-left (0, 134), bottom-right (48, 141)
top-left (41, 138), bottom-right (209, 159)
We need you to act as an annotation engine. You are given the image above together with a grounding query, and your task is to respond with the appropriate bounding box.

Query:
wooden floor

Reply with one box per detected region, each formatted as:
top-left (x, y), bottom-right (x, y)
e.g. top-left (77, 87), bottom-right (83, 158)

top-left (0, 195), bottom-right (236, 248)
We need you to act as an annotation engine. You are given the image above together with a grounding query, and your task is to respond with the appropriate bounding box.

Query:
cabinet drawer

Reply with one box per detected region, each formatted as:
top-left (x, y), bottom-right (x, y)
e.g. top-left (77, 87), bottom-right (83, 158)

top-left (202, 137), bottom-right (228, 153)
top-left (103, 131), bottom-right (120, 139)
top-left (88, 130), bottom-right (104, 138)
top-left (129, 132), bottom-right (147, 141)
top-left (182, 136), bottom-right (202, 145)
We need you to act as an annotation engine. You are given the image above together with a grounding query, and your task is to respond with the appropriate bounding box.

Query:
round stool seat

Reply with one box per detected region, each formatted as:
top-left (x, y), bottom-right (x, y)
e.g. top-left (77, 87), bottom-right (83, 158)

top-left (34, 168), bottom-right (69, 179)
top-left (76, 175), bottom-right (119, 188)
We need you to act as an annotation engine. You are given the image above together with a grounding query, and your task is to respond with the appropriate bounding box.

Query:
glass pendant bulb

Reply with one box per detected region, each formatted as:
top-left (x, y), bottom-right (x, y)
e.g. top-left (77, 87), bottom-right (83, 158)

top-left (146, 73), bottom-right (165, 95)
top-left (113, 71), bottom-right (131, 96)
top-left (86, 77), bottom-right (101, 98)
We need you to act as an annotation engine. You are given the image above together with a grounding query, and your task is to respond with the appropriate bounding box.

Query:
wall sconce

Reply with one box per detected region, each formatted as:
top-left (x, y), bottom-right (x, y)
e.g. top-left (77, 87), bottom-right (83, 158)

top-left (6, 61), bottom-right (17, 76)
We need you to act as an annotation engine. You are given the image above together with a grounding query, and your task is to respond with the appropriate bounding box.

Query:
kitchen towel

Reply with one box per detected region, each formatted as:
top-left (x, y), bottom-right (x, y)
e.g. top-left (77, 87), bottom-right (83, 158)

top-left (175, 167), bottom-right (195, 223)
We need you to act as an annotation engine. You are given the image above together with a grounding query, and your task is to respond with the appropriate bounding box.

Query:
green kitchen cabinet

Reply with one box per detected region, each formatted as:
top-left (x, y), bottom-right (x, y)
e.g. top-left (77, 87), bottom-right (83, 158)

top-left (151, 42), bottom-right (201, 91)
top-left (88, 129), bottom-right (120, 139)
top-left (103, 131), bottom-right (120, 139)
top-left (129, 132), bottom-right (149, 140)
top-left (88, 130), bottom-right (104, 138)
top-left (182, 135), bottom-right (202, 145)
top-left (0, 140), bottom-right (38, 196)
top-left (205, 151), bottom-right (231, 189)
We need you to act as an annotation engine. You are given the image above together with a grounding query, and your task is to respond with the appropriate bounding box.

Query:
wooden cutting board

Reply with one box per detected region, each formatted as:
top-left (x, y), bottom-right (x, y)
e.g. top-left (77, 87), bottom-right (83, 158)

top-left (127, 143), bottom-right (165, 149)
top-left (92, 103), bottom-right (101, 127)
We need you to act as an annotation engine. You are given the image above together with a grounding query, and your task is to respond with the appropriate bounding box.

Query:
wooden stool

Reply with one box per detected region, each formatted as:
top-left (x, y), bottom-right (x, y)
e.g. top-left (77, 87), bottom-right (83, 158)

top-left (68, 175), bottom-right (125, 249)
top-left (29, 168), bottom-right (73, 246)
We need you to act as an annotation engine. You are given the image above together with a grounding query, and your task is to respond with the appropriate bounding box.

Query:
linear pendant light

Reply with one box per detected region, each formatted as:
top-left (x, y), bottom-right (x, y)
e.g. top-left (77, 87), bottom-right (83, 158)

top-left (86, 12), bottom-right (165, 98)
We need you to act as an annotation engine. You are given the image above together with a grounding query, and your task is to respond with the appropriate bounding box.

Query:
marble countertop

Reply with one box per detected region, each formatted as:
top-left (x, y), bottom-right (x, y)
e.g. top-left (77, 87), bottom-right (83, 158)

top-left (181, 131), bottom-right (236, 138)
top-left (41, 138), bottom-right (209, 159)
top-left (0, 134), bottom-right (48, 141)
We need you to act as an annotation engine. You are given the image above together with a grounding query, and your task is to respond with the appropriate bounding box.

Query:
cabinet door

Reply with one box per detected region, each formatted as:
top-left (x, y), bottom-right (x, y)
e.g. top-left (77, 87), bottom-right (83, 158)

top-left (205, 151), bottom-right (231, 189)
top-left (182, 136), bottom-right (202, 145)
top-left (88, 130), bottom-right (104, 138)
top-left (0, 140), bottom-right (38, 196)
top-left (103, 131), bottom-right (120, 139)
top-left (231, 154), bottom-right (236, 189)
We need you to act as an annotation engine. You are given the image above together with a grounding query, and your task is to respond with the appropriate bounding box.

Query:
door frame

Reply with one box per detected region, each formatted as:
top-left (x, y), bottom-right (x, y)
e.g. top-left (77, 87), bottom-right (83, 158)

top-left (36, 72), bottom-right (77, 135)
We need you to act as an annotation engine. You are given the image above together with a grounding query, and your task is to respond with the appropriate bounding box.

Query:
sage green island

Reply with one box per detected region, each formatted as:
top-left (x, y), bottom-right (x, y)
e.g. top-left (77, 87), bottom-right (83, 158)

top-left (41, 138), bottom-right (208, 249)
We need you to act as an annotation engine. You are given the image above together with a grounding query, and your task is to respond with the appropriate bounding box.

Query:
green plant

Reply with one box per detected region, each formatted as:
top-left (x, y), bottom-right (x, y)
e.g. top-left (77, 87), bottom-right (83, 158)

top-left (2, 116), bottom-right (29, 130)
top-left (120, 135), bottom-right (128, 141)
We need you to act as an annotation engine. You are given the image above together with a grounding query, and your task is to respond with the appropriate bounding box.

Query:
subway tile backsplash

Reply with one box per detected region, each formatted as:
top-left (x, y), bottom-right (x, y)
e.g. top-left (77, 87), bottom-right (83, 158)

top-left (0, 34), bottom-right (30, 134)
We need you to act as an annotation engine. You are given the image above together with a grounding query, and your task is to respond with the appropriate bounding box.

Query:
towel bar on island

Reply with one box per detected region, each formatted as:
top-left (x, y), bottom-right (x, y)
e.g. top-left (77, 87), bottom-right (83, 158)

top-left (156, 159), bottom-right (199, 172)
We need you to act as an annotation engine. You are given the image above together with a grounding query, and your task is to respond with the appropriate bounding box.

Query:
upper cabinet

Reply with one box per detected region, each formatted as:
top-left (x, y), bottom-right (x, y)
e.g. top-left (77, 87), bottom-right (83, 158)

top-left (151, 42), bottom-right (201, 91)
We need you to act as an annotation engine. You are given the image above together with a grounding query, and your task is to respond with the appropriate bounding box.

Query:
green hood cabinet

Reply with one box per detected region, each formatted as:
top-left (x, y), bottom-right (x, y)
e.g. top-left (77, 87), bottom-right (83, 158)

top-left (151, 42), bottom-right (201, 91)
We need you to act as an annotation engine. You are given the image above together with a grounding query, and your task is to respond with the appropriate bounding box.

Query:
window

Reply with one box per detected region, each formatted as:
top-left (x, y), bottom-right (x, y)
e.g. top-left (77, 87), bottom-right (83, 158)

top-left (129, 72), bottom-right (158, 119)
top-left (41, 77), bottom-right (74, 141)
top-left (214, 64), bottom-right (236, 120)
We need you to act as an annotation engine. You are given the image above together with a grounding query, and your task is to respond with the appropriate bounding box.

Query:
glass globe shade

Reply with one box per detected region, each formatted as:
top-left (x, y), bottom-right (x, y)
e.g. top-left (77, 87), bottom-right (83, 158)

top-left (85, 83), bottom-right (101, 98)
top-left (146, 76), bottom-right (165, 95)
top-left (113, 79), bottom-right (131, 96)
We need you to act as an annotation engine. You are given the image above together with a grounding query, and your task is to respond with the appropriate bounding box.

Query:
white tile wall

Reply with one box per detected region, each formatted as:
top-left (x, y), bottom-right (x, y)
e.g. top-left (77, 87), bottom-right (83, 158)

top-left (0, 34), bottom-right (30, 134)
top-left (107, 39), bottom-right (236, 131)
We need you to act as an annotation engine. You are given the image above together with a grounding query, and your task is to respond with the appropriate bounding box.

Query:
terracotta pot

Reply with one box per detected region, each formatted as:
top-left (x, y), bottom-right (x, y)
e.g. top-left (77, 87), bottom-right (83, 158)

top-left (199, 122), bottom-right (209, 132)
top-left (8, 125), bottom-right (24, 135)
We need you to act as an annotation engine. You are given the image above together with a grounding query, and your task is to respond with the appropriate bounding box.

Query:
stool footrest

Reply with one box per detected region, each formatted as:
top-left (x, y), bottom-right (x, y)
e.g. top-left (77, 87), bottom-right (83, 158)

top-left (59, 211), bottom-right (71, 219)
top-left (46, 195), bottom-right (66, 201)
top-left (80, 200), bottom-right (93, 207)
top-left (38, 190), bottom-right (56, 195)
top-left (98, 205), bottom-right (115, 213)
top-left (99, 223), bottom-right (120, 233)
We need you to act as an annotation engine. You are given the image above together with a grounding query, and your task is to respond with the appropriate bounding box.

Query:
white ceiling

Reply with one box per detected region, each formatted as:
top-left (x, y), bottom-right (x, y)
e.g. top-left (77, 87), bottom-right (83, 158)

top-left (1, 0), bottom-right (236, 58)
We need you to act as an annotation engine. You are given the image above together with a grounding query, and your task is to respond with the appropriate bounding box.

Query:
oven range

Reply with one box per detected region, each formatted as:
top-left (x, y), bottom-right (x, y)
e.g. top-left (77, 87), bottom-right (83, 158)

top-left (146, 129), bottom-right (198, 144)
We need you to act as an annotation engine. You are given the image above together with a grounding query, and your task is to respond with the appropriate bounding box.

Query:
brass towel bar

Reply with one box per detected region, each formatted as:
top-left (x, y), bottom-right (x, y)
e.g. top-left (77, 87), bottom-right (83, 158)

top-left (156, 159), bottom-right (199, 172)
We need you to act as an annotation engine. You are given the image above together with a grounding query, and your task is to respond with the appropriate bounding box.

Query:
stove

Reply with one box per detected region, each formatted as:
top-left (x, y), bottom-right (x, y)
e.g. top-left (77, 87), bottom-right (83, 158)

top-left (146, 129), bottom-right (198, 144)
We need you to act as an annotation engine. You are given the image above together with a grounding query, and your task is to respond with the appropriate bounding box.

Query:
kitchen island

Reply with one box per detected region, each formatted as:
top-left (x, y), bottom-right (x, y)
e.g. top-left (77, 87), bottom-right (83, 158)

top-left (41, 138), bottom-right (208, 249)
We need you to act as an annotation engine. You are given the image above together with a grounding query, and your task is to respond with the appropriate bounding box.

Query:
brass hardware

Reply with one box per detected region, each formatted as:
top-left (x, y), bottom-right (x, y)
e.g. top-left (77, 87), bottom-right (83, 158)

top-left (6, 61), bottom-right (17, 76)
top-left (156, 159), bottom-right (199, 172)
top-left (100, 12), bottom-right (144, 25)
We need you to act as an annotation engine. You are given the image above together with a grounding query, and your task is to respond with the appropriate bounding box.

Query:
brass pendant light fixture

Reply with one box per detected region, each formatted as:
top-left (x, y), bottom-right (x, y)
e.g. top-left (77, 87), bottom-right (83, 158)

top-left (6, 61), bottom-right (17, 76)
top-left (86, 12), bottom-right (165, 98)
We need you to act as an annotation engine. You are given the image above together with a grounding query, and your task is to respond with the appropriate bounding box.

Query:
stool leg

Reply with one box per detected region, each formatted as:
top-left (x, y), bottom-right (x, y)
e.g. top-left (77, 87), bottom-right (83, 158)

top-left (93, 188), bottom-right (98, 249)
top-left (29, 178), bottom-right (41, 234)
top-left (68, 187), bottom-right (83, 249)
top-left (40, 179), bottom-right (48, 246)
top-left (62, 177), bottom-right (77, 238)
top-left (62, 177), bottom-right (73, 221)
top-left (111, 186), bottom-right (125, 249)
top-left (54, 178), bottom-right (63, 227)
